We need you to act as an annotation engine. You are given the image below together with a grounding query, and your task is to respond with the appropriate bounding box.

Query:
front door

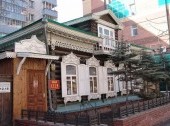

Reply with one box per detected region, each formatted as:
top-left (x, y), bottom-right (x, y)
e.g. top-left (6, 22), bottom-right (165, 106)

top-left (27, 70), bottom-right (46, 111)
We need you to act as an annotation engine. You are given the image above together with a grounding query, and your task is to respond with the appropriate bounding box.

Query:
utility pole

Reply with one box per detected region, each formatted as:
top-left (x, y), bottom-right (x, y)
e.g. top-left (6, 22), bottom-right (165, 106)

top-left (165, 0), bottom-right (170, 46)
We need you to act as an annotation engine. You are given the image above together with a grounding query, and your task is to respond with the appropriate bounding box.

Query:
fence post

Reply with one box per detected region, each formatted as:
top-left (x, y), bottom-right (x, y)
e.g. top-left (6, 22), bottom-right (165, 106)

top-left (132, 102), bottom-right (135, 114)
top-left (138, 101), bottom-right (140, 112)
top-left (119, 107), bottom-right (122, 118)
top-left (126, 104), bottom-right (128, 117)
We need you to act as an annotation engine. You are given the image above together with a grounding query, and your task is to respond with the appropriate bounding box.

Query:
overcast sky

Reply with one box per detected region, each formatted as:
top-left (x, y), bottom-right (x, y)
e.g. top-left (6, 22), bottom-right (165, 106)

top-left (57, 0), bottom-right (83, 23)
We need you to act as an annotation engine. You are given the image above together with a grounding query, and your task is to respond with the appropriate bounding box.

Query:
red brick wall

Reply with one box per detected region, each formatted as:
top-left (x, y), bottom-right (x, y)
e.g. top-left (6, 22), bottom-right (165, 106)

top-left (113, 103), bottom-right (170, 126)
top-left (92, 0), bottom-right (105, 13)
top-left (118, 20), bottom-right (168, 49)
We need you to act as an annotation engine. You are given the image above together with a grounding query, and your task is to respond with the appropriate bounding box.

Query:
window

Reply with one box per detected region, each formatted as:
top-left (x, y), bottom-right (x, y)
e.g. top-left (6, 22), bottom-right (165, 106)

top-left (104, 29), bottom-right (109, 46)
top-left (107, 68), bottom-right (114, 91)
top-left (66, 65), bottom-right (77, 95)
top-left (89, 67), bottom-right (97, 93)
top-left (28, 13), bottom-right (34, 21)
top-left (98, 24), bottom-right (115, 48)
top-left (29, 0), bottom-right (34, 8)
top-left (131, 25), bottom-right (138, 36)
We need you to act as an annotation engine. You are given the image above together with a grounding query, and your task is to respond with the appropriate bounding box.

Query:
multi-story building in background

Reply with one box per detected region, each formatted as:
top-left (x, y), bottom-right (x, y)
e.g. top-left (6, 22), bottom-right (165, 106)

top-left (0, 0), bottom-right (57, 37)
top-left (0, 0), bottom-right (27, 37)
top-left (82, 0), bottom-right (170, 49)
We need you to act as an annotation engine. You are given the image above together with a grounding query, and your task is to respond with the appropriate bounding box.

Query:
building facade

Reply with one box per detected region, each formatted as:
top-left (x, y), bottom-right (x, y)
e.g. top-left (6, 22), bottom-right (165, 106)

top-left (0, 10), bottom-right (143, 125)
top-left (0, 0), bottom-right (57, 36)
top-left (82, 0), bottom-right (170, 49)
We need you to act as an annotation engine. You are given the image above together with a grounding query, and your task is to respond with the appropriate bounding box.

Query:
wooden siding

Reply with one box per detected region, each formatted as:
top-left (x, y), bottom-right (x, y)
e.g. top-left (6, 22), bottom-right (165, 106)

top-left (49, 47), bottom-right (93, 107)
top-left (0, 59), bottom-right (13, 75)
top-left (13, 58), bottom-right (47, 120)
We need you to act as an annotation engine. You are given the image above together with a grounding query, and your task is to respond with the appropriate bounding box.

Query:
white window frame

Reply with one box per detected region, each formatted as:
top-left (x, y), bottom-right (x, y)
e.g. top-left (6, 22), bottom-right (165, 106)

top-left (98, 24), bottom-right (115, 48)
top-left (89, 67), bottom-right (98, 93)
top-left (66, 65), bottom-right (78, 95)
top-left (131, 25), bottom-right (138, 36)
top-left (107, 68), bottom-right (114, 92)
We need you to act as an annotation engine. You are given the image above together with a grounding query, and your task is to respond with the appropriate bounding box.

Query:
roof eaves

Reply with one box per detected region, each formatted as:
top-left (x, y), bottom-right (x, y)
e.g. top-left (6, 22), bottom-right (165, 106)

top-left (47, 19), bottom-right (97, 37)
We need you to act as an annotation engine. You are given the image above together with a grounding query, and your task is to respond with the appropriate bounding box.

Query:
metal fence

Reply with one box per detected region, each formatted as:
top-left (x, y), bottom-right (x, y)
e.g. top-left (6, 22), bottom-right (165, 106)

top-left (15, 96), bottom-right (170, 126)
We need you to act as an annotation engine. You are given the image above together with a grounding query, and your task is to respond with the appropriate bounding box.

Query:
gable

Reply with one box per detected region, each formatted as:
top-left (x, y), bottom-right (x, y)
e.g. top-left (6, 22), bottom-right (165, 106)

top-left (100, 14), bottom-right (118, 25)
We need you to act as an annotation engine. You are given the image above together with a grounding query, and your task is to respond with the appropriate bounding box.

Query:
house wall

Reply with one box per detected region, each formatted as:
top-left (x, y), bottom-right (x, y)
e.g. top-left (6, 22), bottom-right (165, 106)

top-left (13, 58), bottom-right (47, 120)
top-left (0, 59), bottom-right (13, 75)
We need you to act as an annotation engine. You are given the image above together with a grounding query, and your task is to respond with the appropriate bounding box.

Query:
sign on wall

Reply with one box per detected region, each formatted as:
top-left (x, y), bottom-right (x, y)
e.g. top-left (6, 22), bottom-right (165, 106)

top-left (0, 82), bottom-right (11, 93)
top-left (49, 80), bottom-right (60, 90)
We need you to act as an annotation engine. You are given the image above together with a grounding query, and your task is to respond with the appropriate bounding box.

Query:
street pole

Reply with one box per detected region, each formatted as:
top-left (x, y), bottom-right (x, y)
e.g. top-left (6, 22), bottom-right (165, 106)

top-left (165, 0), bottom-right (170, 46)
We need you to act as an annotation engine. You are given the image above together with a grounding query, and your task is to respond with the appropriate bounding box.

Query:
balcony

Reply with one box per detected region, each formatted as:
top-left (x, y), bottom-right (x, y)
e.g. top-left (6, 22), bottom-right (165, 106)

top-left (5, 12), bottom-right (26, 22)
top-left (0, 24), bottom-right (21, 34)
top-left (94, 37), bottom-right (129, 55)
top-left (42, 0), bottom-right (57, 6)
top-left (42, 8), bottom-right (58, 18)
top-left (2, 0), bottom-right (27, 8)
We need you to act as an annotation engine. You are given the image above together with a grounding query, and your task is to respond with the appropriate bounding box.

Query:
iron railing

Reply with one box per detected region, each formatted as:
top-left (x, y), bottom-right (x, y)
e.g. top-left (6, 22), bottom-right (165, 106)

top-left (15, 96), bottom-right (170, 126)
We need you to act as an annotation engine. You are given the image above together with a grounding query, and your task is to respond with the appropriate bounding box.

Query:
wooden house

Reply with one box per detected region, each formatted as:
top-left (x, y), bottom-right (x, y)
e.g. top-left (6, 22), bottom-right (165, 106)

top-left (0, 9), bottom-right (124, 124)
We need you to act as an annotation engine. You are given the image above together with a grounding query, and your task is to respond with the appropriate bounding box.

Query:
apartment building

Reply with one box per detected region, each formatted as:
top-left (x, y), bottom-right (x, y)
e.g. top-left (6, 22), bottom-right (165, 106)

top-left (82, 0), bottom-right (169, 49)
top-left (0, 0), bottom-right (57, 36)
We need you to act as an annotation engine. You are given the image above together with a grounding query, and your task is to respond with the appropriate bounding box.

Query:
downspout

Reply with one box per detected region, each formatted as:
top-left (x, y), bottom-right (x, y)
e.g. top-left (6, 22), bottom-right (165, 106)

top-left (42, 18), bottom-right (54, 111)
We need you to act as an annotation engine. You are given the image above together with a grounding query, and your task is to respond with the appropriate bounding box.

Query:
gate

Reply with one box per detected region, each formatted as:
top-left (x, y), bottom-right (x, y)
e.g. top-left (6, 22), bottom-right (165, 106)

top-left (0, 75), bottom-right (12, 126)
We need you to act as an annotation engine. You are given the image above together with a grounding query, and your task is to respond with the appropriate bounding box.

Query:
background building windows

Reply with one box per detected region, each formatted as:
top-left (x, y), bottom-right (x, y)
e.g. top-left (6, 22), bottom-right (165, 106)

top-left (29, 0), bottom-right (34, 8)
top-left (131, 25), bottom-right (138, 36)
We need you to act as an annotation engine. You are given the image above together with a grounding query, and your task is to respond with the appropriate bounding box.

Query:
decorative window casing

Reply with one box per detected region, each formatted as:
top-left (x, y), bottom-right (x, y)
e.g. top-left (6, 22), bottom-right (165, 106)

top-left (98, 24), bottom-right (116, 48)
top-left (86, 56), bottom-right (101, 100)
top-left (61, 52), bottom-right (81, 104)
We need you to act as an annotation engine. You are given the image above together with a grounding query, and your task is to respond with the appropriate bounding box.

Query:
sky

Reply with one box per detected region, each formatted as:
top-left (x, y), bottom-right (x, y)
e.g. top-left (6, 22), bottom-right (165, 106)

top-left (57, 0), bottom-right (83, 23)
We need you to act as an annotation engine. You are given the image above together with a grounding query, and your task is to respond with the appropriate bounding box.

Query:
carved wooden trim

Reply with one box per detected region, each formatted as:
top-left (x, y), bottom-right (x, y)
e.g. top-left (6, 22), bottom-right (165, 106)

top-left (62, 52), bottom-right (80, 64)
top-left (86, 56), bottom-right (100, 66)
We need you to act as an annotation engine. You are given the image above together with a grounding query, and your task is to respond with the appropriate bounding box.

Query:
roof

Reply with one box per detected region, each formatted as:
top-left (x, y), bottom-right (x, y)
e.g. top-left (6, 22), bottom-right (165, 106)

top-left (64, 9), bottom-right (123, 29)
top-left (0, 18), bottom-right (102, 50)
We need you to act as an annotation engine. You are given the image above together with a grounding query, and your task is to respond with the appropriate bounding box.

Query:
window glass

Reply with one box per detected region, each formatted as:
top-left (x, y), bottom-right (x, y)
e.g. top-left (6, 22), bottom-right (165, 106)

top-left (89, 67), bottom-right (98, 93)
top-left (66, 65), bottom-right (76, 75)
top-left (89, 67), bottom-right (96, 75)
top-left (107, 68), bottom-right (114, 91)
top-left (131, 25), bottom-right (138, 36)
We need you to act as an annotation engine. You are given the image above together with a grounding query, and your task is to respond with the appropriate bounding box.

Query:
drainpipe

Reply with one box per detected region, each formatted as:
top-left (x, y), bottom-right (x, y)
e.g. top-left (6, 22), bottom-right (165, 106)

top-left (165, 0), bottom-right (170, 46)
top-left (42, 18), bottom-right (54, 111)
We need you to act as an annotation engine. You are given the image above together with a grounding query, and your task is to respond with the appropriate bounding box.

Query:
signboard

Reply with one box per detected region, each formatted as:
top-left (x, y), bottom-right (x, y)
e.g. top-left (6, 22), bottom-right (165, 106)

top-left (0, 82), bottom-right (10, 93)
top-left (49, 80), bottom-right (60, 90)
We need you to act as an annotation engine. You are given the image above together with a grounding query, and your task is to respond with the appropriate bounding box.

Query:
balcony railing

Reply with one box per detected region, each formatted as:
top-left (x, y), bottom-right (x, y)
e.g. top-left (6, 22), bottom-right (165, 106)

top-left (42, 8), bottom-right (58, 18)
top-left (94, 37), bottom-right (129, 55)
top-left (42, 0), bottom-right (57, 6)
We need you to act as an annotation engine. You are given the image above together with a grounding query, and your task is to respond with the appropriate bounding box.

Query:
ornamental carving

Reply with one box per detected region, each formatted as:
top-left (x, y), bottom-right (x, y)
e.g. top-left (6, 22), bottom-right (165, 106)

top-left (64, 96), bottom-right (81, 104)
top-left (62, 52), bottom-right (80, 64)
top-left (106, 92), bottom-right (116, 99)
top-left (88, 94), bottom-right (101, 100)
top-left (86, 56), bottom-right (100, 66)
